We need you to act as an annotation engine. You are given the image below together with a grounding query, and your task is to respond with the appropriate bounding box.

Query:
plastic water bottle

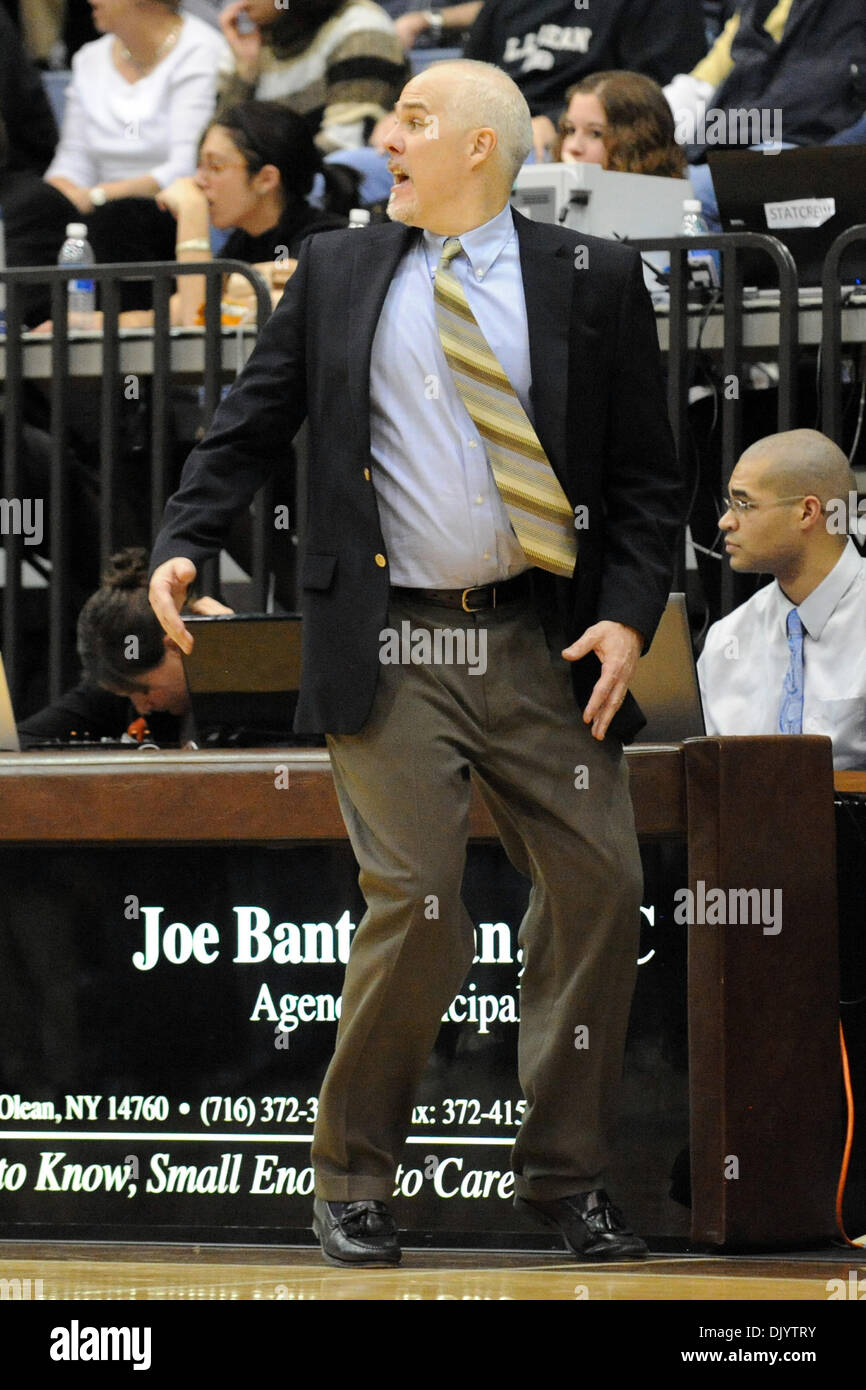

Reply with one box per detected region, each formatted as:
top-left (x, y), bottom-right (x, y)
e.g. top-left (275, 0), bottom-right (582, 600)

top-left (348, 208), bottom-right (371, 229)
top-left (681, 197), bottom-right (720, 288)
top-left (681, 197), bottom-right (707, 238)
top-left (58, 222), bottom-right (96, 328)
top-left (0, 203), bottom-right (6, 336)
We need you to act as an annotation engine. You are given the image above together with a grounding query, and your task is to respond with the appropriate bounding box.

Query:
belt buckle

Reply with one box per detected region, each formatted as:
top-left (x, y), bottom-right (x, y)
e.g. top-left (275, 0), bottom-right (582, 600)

top-left (461, 585), bottom-right (494, 613)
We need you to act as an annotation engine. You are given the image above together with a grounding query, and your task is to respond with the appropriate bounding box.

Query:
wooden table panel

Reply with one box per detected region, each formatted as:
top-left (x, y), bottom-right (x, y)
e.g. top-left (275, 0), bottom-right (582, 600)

top-left (0, 746), bottom-right (686, 844)
top-left (0, 738), bottom-right (840, 1249)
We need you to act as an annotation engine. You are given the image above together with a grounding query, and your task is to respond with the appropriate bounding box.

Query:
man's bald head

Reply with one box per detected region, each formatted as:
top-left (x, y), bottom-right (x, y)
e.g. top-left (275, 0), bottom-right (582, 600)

top-left (385, 60), bottom-right (532, 233)
top-left (425, 59), bottom-right (533, 186)
top-left (721, 429), bottom-right (856, 592)
top-left (740, 429), bottom-right (856, 511)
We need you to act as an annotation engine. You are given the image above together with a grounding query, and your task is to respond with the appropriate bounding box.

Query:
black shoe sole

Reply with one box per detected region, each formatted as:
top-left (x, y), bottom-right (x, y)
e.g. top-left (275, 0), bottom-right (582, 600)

top-left (514, 1197), bottom-right (649, 1261)
top-left (317, 1246), bottom-right (403, 1268)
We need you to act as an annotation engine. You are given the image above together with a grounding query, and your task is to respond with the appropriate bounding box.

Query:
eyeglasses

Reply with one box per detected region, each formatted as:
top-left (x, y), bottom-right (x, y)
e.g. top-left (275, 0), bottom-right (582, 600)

top-left (196, 158), bottom-right (247, 176)
top-left (722, 494), bottom-right (809, 515)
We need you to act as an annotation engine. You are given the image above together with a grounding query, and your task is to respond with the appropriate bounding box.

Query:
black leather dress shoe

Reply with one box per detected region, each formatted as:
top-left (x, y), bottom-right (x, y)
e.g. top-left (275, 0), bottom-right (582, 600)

top-left (514, 1189), bottom-right (649, 1261)
top-left (312, 1198), bottom-right (402, 1267)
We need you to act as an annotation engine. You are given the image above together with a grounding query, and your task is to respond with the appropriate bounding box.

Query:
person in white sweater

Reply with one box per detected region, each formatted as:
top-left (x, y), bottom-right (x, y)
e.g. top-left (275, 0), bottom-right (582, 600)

top-left (45, 0), bottom-right (229, 217)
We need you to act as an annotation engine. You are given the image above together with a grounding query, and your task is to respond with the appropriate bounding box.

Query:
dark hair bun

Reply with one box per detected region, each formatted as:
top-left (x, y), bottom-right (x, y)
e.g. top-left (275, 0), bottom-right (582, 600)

top-left (102, 547), bottom-right (149, 592)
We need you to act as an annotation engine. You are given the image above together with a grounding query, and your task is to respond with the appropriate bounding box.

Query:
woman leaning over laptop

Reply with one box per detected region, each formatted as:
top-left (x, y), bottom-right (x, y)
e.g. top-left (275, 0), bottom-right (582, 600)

top-left (17, 548), bottom-right (230, 748)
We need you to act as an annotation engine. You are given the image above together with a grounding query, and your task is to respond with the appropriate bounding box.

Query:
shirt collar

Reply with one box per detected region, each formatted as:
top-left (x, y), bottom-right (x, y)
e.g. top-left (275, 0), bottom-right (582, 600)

top-left (776, 540), bottom-right (862, 640)
top-left (422, 203), bottom-right (515, 282)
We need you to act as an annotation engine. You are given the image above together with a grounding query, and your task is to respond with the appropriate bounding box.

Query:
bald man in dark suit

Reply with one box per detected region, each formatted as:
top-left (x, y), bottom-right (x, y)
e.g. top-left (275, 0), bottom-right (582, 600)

top-left (150, 58), bottom-right (683, 1267)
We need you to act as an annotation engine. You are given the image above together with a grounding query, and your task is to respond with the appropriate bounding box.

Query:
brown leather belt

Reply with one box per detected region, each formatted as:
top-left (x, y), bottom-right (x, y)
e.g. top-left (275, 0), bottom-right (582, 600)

top-left (389, 572), bottom-right (532, 613)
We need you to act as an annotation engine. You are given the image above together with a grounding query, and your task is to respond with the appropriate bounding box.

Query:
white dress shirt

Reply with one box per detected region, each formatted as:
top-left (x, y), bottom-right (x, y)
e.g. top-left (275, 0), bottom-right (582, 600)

top-left (45, 15), bottom-right (230, 190)
top-left (697, 540), bottom-right (866, 769)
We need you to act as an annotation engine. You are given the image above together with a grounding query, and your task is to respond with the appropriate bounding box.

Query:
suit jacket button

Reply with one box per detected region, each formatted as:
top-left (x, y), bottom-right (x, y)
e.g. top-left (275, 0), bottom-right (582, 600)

top-left (374, 553), bottom-right (387, 567)
top-left (364, 468), bottom-right (371, 481)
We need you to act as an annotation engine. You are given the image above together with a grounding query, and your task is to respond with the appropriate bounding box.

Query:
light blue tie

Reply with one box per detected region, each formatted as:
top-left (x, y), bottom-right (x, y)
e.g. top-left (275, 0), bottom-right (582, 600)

top-left (778, 609), bottom-right (805, 734)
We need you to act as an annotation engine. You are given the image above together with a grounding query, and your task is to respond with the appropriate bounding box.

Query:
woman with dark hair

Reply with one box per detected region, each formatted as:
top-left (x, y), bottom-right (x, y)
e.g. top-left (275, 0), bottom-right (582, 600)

top-left (154, 100), bottom-right (355, 323)
top-left (556, 70), bottom-right (686, 178)
top-left (17, 548), bottom-right (230, 747)
top-left (44, 99), bottom-right (355, 330)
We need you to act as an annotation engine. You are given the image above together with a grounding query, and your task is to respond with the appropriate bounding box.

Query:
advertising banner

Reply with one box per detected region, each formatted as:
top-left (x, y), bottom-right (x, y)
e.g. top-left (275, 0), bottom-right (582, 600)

top-left (0, 842), bottom-right (689, 1244)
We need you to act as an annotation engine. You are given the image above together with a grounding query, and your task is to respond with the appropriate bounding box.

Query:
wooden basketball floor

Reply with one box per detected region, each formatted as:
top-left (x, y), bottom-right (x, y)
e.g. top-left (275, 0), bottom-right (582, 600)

top-left (2, 1240), bottom-right (863, 1301)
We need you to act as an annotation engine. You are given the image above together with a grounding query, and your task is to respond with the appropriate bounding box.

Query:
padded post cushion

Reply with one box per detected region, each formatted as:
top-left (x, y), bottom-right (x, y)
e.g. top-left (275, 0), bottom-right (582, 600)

top-left (684, 735), bottom-right (840, 1248)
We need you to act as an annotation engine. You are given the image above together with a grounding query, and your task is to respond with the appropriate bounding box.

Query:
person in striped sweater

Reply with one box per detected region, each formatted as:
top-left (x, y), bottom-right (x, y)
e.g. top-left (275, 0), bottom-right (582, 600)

top-left (217, 0), bottom-right (409, 151)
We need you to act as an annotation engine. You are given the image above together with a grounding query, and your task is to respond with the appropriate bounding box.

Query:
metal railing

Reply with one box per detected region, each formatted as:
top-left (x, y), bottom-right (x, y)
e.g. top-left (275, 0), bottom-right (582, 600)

top-left (631, 231), bottom-right (800, 609)
top-left (3, 232), bottom-right (864, 708)
top-left (821, 224), bottom-right (866, 447)
top-left (1, 260), bottom-right (271, 704)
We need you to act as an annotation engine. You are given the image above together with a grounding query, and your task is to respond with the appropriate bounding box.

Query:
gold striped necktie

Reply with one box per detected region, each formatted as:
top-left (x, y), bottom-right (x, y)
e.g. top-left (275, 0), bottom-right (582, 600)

top-left (433, 236), bottom-right (577, 579)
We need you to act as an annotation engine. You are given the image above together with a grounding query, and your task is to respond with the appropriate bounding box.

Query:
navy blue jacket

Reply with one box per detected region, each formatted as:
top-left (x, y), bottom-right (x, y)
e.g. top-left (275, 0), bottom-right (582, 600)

top-left (464, 0), bottom-right (707, 120)
top-left (715, 0), bottom-right (866, 146)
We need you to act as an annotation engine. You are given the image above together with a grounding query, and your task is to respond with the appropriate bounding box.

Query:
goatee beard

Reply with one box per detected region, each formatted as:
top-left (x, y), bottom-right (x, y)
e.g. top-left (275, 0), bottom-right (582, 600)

top-left (386, 193), bottom-right (415, 225)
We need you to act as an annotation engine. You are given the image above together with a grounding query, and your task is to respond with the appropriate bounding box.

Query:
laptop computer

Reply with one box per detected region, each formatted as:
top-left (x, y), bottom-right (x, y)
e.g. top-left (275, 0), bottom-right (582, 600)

top-left (629, 594), bottom-right (706, 743)
top-left (511, 161), bottom-right (695, 239)
top-left (511, 162), bottom-right (698, 292)
top-left (0, 652), bottom-right (21, 752)
top-left (181, 613), bottom-right (303, 743)
top-left (708, 144), bottom-right (866, 289)
top-left (181, 605), bottom-right (704, 746)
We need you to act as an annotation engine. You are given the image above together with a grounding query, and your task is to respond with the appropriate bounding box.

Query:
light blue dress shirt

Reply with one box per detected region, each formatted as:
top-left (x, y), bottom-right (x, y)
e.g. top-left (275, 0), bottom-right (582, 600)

top-left (368, 202), bottom-right (534, 587)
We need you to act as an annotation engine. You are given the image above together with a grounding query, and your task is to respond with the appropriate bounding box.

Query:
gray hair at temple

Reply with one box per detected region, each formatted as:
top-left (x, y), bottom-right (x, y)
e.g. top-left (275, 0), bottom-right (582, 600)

top-left (433, 60), bottom-right (533, 187)
top-left (741, 429), bottom-right (857, 516)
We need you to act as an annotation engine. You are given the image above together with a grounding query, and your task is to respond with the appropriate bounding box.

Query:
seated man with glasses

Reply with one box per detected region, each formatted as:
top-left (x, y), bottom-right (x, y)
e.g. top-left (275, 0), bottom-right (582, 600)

top-left (697, 428), bottom-right (866, 770)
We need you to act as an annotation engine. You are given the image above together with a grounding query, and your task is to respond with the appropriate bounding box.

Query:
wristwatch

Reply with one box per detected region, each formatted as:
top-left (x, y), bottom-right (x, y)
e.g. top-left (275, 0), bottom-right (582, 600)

top-left (423, 9), bottom-right (444, 41)
top-left (89, 186), bottom-right (107, 207)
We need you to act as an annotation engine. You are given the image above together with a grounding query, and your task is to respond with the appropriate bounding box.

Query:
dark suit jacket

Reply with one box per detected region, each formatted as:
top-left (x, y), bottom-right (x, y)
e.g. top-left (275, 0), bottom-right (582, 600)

top-left (150, 210), bottom-right (684, 741)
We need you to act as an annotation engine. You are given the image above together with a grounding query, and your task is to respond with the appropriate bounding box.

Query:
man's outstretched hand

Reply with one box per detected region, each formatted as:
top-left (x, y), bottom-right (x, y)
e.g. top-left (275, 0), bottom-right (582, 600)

top-left (149, 558), bottom-right (198, 654)
top-left (563, 620), bottom-right (643, 741)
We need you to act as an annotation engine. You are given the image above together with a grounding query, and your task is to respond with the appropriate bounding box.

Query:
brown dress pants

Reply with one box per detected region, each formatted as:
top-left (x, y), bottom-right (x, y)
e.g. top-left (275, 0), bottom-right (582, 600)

top-left (312, 590), bottom-right (643, 1202)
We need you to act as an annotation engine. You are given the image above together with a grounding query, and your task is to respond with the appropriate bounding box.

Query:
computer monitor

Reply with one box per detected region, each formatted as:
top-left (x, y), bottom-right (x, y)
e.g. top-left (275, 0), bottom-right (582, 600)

top-left (629, 594), bottom-right (705, 743)
top-left (511, 162), bottom-right (696, 291)
top-left (709, 144), bottom-right (866, 288)
top-left (0, 653), bottom-right (21, 752)
top-left (181, 613), bottom-right (302, 741)
top-left (511, 162), bottom-right (695, 237)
